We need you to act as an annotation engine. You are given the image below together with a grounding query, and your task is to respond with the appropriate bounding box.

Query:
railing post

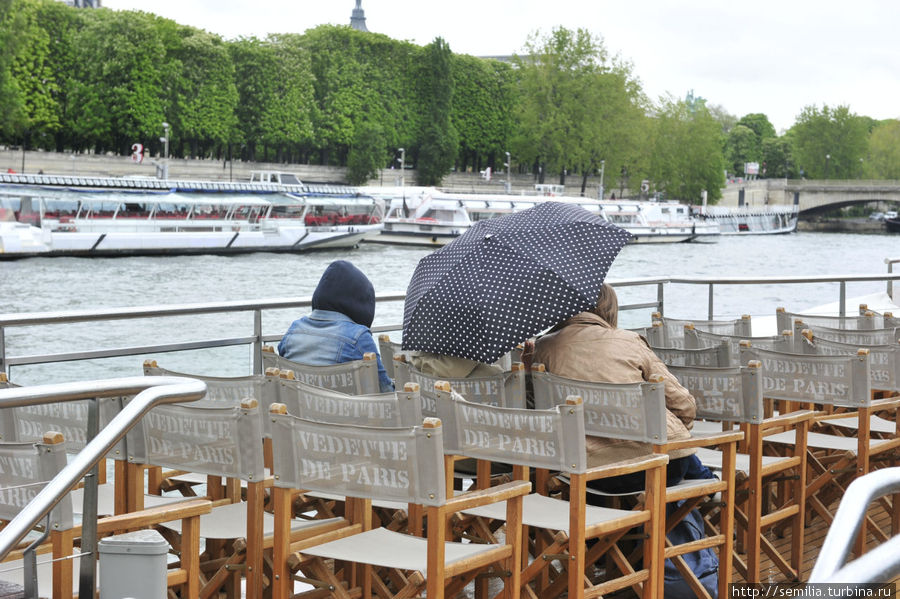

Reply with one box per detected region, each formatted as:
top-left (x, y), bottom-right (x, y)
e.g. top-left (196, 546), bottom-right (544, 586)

top-left (708, 283), bottom-right (715, 320)
top-left (253, 309), bottom-right (263, 375)
top-left (839, 281), bottom-right (846, 317)
top-left (656, 282), bottom-right (665, 317)
top-left (78, 399), bottom-right (101, 598)
top-left (0, 326), bottom-right (6, 377)
top-left (888, 261), bottom-right (894, 302)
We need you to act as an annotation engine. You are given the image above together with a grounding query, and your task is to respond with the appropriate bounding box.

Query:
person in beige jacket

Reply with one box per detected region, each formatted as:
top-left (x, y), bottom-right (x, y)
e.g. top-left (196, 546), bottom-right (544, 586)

top-left (531, 283), bottom-right (713, 492)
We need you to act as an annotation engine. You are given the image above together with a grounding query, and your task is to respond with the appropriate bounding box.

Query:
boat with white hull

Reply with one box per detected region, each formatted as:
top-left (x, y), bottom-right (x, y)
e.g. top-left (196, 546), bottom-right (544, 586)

top-left (365, 187), bottom-right (719, 246)
top-left (694, 204), bottom-right (798, 235)
top-left (0, 183), bottom-right (384, 258)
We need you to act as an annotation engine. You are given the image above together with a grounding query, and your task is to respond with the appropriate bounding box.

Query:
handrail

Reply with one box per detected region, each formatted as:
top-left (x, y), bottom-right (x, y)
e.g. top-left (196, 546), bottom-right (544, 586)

top-left (808, 467), bottom-right (900, 584)
top-left (3, 273), bottom-right (900, 376)
top-left (0, 376), bottom-right (207, 560)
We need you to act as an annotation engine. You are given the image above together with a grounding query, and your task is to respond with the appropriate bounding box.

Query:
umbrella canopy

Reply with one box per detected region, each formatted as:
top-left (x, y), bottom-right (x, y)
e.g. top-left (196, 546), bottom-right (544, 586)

top-left (402, 201), bottom-right (632, 364)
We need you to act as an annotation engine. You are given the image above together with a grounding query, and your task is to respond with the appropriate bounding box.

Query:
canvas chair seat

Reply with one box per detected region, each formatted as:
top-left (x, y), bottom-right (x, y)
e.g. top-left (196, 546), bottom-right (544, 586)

top-left (69, 486), bottom-right (186, 517)
top-left (820, 414), bottom-right (898, 434)
top-left (557, 472), bottom-right (716, 499)
top-left (691, 420), bottom-right (739, 434)
top-left (766, 430), bottom-right (894, 452)
top-left (462, 492), bottom-right (648, 535)
top-left (300, 525), bottom-right (504, 576)
top-left (694, 446), bottom-right (792, 474)
top-left (157, 500), bottom-right (344, 539)
top-left (303, 490), bottom-right (409, 512)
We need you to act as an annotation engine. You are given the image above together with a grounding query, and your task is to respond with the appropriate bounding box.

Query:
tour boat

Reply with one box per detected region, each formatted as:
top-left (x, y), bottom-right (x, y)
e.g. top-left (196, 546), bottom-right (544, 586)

top-left (366, 187), bottom-right (720, 246)
top-left (0, 173), bottom-right (384, 258)
top-left (694, 204), bottom-right (799, 234)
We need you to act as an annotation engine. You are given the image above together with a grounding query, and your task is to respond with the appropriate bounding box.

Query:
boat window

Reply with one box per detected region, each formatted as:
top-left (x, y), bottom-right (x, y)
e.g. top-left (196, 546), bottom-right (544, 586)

top-left (280, 174), bottom-right (302, 185)
top-left (0, 198), bottom-right (22, 210)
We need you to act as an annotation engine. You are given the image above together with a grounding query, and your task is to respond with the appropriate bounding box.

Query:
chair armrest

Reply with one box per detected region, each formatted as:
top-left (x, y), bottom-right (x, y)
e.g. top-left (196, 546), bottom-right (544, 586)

top-left (443, 480), bottom-right (532, 513)
top-left (656, 430), bottom-right (743, 453)
top-left (762, 409), bottom-right (820, 432)
top-left (584, 453), bottom-right (669, 483)
top-left (93, 498), bottom-right (212, 536)
top-left (869, 396), bottom-right (900, 412)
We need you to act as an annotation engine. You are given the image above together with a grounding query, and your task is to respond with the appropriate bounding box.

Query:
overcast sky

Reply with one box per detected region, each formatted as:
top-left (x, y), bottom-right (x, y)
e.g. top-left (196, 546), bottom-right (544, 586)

top-left (102, 0), bottom-right (900, 133)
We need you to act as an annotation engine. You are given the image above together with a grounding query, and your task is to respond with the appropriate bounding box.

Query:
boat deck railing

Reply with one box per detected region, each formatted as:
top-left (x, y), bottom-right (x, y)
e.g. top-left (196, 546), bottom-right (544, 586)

top-left (3, 270), bottom-right (900, 377)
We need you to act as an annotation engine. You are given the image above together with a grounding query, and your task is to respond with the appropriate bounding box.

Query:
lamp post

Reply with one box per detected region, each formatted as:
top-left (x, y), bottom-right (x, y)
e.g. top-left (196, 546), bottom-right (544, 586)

top-left (504, 151), bottom-right (511, 193)
top-left (825, 153), bottom-right (830, 179)
top-left (397, 148), bottom-right (405, 190)
top-left (598, 159), bottom-right (606, 200)
top-left (160, 122), bottom-right (170, 180)
top-left (859, 157), bottom-right (864, 179)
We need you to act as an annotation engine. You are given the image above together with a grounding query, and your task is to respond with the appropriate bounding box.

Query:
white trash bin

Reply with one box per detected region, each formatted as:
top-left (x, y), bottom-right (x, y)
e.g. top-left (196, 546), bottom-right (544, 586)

top-left (98, 529), bottom-right (168, 599)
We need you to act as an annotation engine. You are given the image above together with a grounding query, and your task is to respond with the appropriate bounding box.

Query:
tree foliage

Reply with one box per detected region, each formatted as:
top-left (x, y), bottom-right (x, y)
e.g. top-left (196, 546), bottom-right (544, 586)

top-left (2, 4), bottom-right (898, 190)
top-left (347, 120), bottom-right (387, 185)
top-left (512, 27), bottom-right (646, 194)
top-left (416, 37), bottom-right (457, 186)
top-left (790, 104), bottom-right (868, 179)
top-left (649, 95), bottom-right (724, 203)
top-left (866, 119), bottom-right (900, 179)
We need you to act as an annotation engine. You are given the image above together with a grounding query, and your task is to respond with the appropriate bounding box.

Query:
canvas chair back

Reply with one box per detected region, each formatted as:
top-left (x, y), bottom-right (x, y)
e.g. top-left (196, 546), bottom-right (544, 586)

top-left (531, 366), bottom-right (666, 444)
top-left (667, 362), bottom-right (764, 424)
top-left (797, 330), bottom-right (900, 392)
top-left (268, 373), bottom-right (423, 427)
top-left (434, 386), bottom-right (586, 474)
top-left (684, 327), bottom-right (793, 365)
top-left (739, 345), bottom-right (872, 408)
top-left (0, 433), bottom-right (73, 532)
top-left (651, 343), bottom-right (731, 367)
top-left (392, 356), bottom-right (526, 417)
top-left (651, 313), bottom-right (751, 348)
top-left (125, 398), bottom-right (265, 482)
top-left (0, 395), bottom-right (124, 456)
top-left (269, 408), bottom-right (446, 507)
top-left (144, 361), bottom-right (267, 403)
top-left (262, 350), bottom-right (380, 394)
top-left (776, 306), bottom-right (881, 334)
top-left (378, 335), bottom-right (406, 380)
top-left (796, 323), bottom-right (900, 347)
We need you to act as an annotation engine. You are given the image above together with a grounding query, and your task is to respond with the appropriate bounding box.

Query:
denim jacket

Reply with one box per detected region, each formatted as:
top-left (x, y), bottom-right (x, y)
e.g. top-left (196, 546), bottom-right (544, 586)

top-left (277, 309), bottom-right (393, 393)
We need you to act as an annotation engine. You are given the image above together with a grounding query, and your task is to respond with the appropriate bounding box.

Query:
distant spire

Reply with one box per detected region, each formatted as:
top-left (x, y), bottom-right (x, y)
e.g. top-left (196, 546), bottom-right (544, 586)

top-left (350, 0), bottom-right (368, 32)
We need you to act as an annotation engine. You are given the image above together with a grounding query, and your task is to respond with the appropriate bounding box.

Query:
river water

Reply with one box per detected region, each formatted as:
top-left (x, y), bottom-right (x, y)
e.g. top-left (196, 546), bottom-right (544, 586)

top-left (1, 231), bottom-right (897, 384)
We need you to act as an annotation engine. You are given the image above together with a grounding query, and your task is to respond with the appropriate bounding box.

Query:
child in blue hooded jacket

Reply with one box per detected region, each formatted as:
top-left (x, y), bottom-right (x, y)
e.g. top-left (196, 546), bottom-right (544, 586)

top-left (278, 260), bottom-right (394, 393)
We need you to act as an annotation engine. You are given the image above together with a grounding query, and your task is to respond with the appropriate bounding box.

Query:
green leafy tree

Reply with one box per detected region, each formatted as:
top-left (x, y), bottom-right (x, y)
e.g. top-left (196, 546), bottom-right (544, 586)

top-left (790, 104), bottom-right (868, 179)
top-left (724, 124), bottom-right (759, 176)
top-left (171, 29), bottom-right (238, 158)
top-left (761, 136), bottom-right (793, 178)
top-left (5, 0), bottom-right (63, 149)
top-left (68, 9), bottom-right (176, 154)
top-left (511, 27), bottom-right (645, 192)
top-left (866, 119), bottom-right (900, 179)
top-left (416, 37), bottom-right (457, 186)
top-left (0, 0), bottom-right (26, 139)
top-left (302, 25), bottom-right (420, 166)
top-left (347, 120), bottom-right (387, 185)
top-left (648, 95), bottom-right (724, 203)
top-left (736, 113), bottom-right (776, 141)
top-left (450, 54), bottom-right (514, 173)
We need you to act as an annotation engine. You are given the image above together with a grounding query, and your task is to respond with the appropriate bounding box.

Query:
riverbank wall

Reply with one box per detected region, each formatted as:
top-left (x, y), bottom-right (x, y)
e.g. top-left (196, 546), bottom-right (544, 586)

top-left (797, 218), bottom-right (888, 233)
top-left (0, 149), bottom-right (602, 196)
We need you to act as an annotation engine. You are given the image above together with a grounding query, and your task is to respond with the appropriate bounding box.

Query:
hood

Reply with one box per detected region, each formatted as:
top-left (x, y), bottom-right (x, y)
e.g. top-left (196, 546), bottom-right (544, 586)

top-left (312, 260), bottom-right (375, 328)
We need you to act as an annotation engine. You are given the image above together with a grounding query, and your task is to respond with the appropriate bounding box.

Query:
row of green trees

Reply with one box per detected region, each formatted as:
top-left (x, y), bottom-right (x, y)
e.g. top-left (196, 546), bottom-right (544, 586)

top-left (2, 0), bottom-right (898, 201)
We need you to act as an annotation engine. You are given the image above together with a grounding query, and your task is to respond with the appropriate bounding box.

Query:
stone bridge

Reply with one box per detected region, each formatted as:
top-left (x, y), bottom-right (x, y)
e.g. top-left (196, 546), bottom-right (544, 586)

top-left (718, 179), bottom-right (900, 216)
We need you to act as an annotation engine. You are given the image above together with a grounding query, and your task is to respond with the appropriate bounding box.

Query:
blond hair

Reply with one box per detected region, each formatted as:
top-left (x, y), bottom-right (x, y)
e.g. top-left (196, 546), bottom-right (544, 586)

top-left (590, 283), bottom-right (618, 328)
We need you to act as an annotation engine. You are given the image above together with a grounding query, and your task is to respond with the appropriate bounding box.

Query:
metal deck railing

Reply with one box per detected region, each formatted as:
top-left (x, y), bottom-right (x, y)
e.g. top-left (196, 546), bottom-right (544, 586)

top-left (2, 271), bottom-right (900, 378)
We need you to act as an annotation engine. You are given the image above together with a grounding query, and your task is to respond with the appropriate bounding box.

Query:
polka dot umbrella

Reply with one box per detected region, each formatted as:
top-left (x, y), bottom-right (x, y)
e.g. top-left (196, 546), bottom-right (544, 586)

top-left (402, 201), bottom-right (632, 364)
